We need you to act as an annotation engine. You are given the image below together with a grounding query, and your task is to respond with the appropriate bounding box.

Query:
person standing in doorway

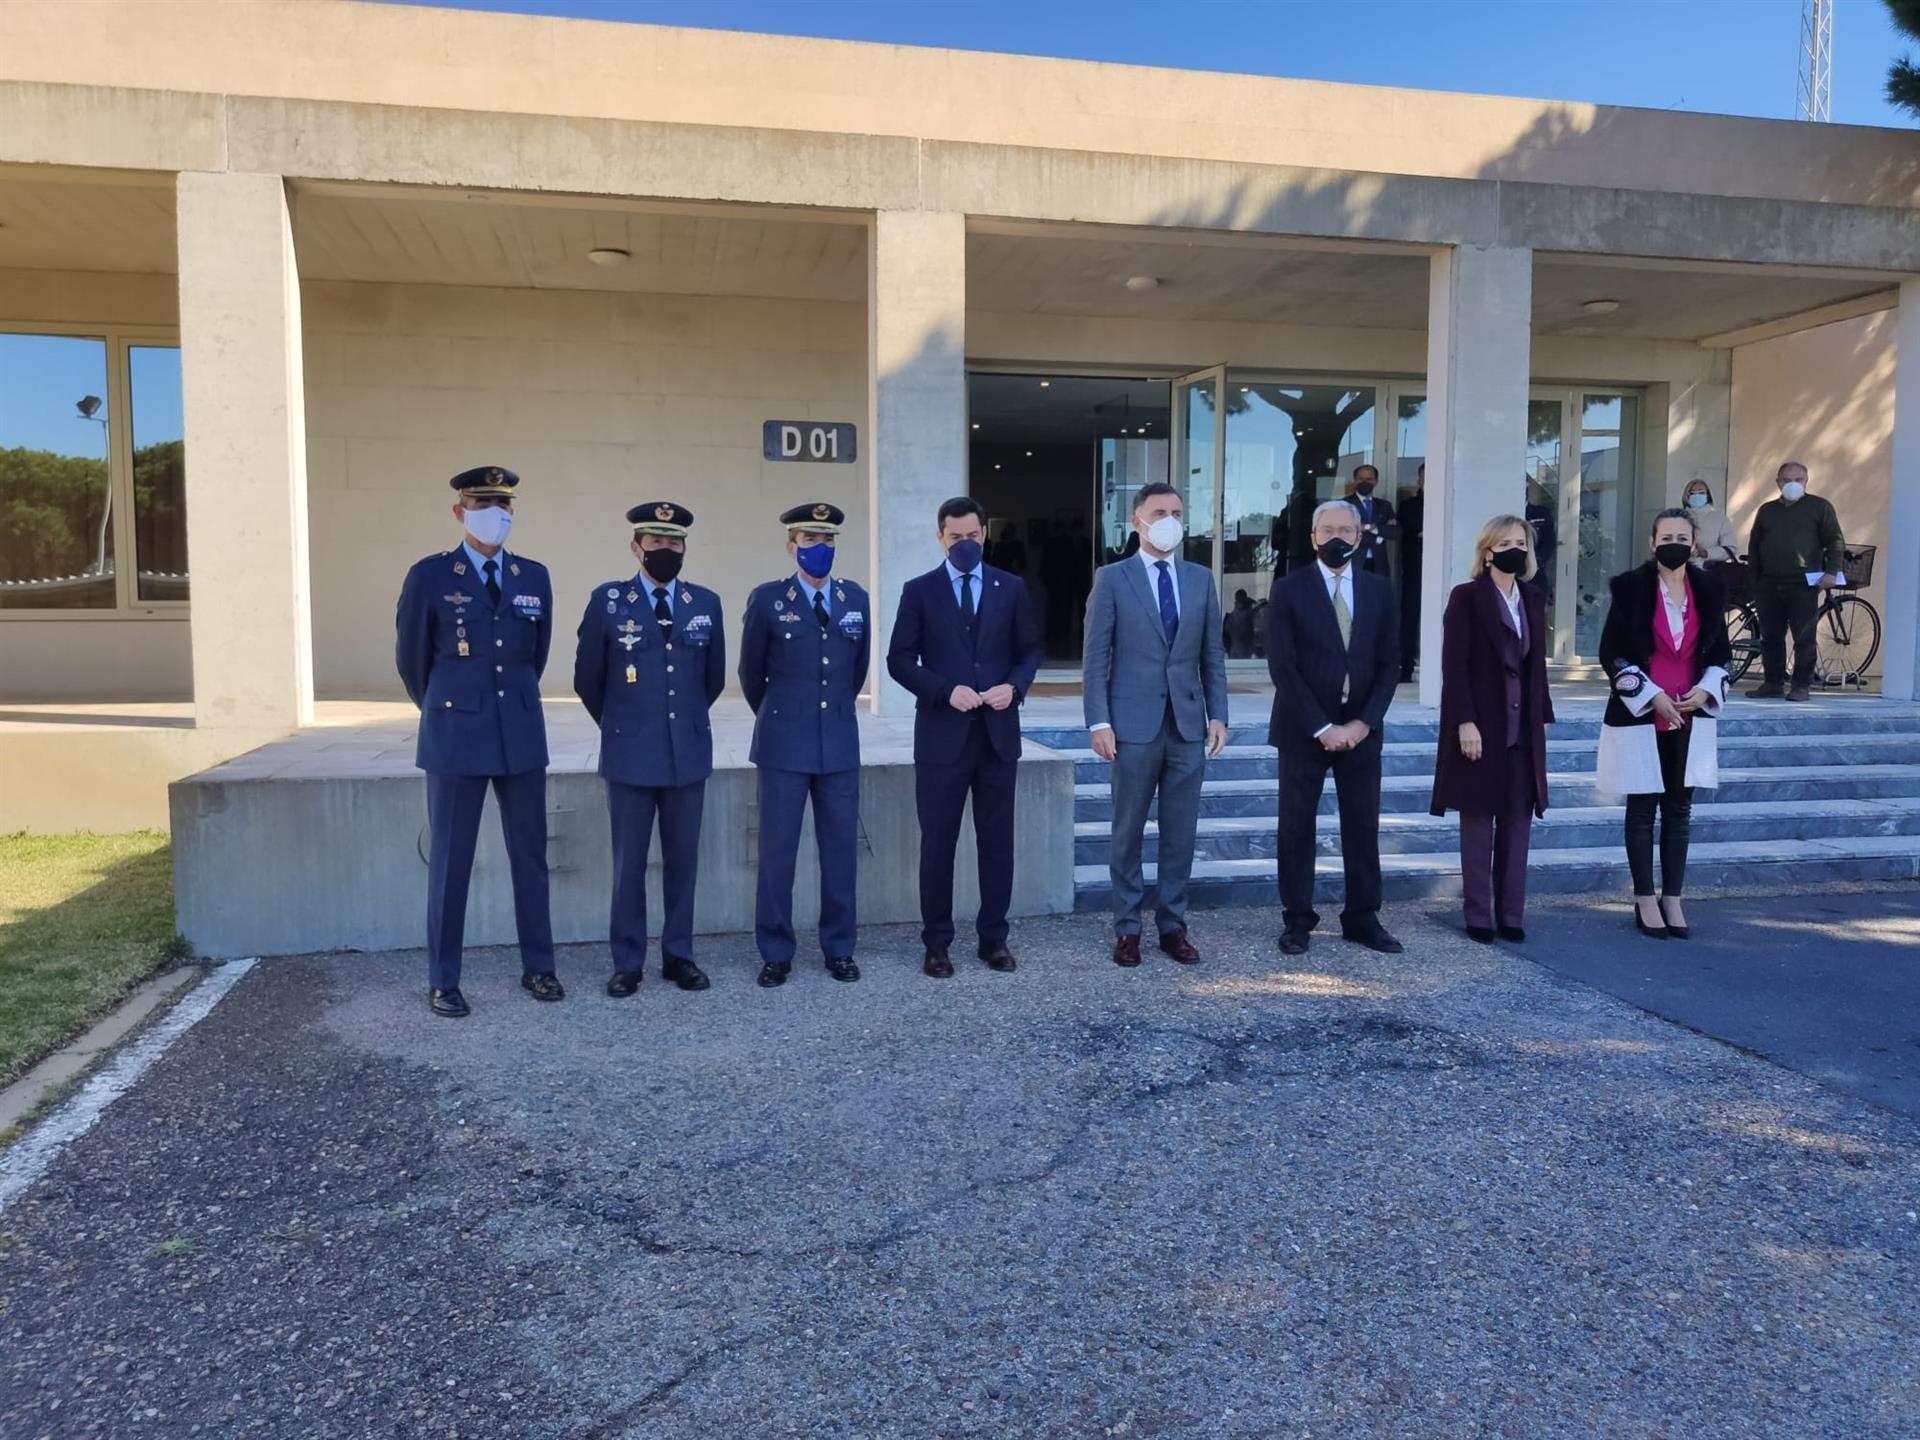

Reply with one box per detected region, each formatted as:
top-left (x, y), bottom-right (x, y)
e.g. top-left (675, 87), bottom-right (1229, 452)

top-left (1345, 464), bottom-right (1399, 576)
top-left (1597, 509), bottom-right (1732, 938)
top-left (1266, 500), bottom-right (1402, 957)
top-left (886, 497), bottom-right (1044, 978)
top-left (572, 501), bottom-right (727, 998)
top-left (1746, 461), bottom-right (1845, 701)
top-left (738, 503), bottom-right (870, 988)
top-left (1429, 516), bottom-right (1553, 943)
top-left (394, 466), bottom-right (563, 1018)
top-left (1082, 482), bottom-right (1229, 968)
top-left (1398, 464), bottom-right (1425, 682)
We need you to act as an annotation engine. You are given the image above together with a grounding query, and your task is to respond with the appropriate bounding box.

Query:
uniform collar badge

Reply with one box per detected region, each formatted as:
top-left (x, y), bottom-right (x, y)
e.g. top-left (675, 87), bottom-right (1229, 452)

top-left (453, 562), bottom-right (467, 575)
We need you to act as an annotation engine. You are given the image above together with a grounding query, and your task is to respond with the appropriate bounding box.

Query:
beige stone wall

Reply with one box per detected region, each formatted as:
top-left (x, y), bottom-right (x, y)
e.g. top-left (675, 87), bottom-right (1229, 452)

top-left (301, 281), bottom-right (869, 698)
top-left (1730, 313), bottom-right (1894, 671)
top-left (0, 268), bottom-right (190, 703)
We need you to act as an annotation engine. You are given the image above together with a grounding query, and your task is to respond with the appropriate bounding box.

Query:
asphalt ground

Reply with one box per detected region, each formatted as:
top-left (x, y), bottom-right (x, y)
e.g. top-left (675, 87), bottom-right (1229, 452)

top-left (2, 900), bottom-right (1918, 1438)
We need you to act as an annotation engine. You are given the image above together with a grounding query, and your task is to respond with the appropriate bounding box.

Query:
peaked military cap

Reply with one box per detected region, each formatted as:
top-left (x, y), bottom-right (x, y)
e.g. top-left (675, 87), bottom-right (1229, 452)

top-left (449, 465), bottom-right (519, 498)
top-left (626, 501), bottom-right (693, 537)
top-left (780, 501), bottom-right (844, 534)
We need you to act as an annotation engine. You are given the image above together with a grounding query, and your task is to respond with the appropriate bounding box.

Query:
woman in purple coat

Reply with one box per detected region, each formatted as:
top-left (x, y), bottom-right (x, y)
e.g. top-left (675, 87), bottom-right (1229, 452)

top-left (1429, 515), bottom-right (1555, 942)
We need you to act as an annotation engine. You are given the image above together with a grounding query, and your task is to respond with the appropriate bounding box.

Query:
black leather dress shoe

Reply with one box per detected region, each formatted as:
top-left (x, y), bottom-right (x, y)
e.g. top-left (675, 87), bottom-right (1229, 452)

top-left (978, 941), bottom-right (1017, 972)
top-left (1341, 923), bottom-right (1404, 955)
top-left (1746, 682), bottom-right (1784, 699)
top-left (606, 971), bottom-right (640, 998)
top-left (1278, 929), bottom-right (1310, 956)
top-left (661, 956), bottom-right (711, 991)
top-left (923, 947), bottom-right (954, 979)
top-left (757, 963), bottom-right (789, 988)
top-left (1497, 925), bottom-right (1527, 943)
top-left (522, 972), bottom-right (566, 1002)
top-left (824, 956), bottom-right (861, 983)
top-left (429, 987), bottom-right (470, 1018)
top-left (1466, 925), bottom-right (1496, 944)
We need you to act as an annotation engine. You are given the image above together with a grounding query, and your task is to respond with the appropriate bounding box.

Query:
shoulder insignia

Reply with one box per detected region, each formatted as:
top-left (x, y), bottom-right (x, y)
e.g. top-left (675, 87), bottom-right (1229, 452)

top-left (786, 587), bottom-right (797, 602)
top-left (607, 586), bottom-right (619, 598)
top-left (510, 563), bottom-right (520, 576)
top-left (773, 599), bottom-right (783, 612)
top-left (680, 590), bottom-right (691, 604)
top-left (452, 562), bottom-right (467, 575)
top-left (835, 588), bottom-right (845, 603)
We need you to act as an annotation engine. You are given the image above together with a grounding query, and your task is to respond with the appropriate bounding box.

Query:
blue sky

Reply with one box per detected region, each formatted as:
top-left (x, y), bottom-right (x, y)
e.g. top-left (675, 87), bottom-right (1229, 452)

top-left (395, 0), bottom-right (1914, 128)
top-left (1, 336), bottom-right (181, 458)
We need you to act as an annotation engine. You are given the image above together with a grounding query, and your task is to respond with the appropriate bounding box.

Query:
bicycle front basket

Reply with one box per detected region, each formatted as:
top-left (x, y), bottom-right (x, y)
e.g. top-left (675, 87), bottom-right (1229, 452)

top-left (1840, 545), bottom-right (1876, 589)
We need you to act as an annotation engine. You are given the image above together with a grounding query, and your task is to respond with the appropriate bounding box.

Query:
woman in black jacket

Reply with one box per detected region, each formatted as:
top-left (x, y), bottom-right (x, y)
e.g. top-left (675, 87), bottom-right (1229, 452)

top-left (1595, 508), bottom-right (1733, 939)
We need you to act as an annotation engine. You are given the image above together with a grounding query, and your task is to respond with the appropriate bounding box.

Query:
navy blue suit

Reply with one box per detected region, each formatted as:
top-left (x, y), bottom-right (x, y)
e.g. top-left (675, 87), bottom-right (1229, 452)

top-left (737, 574), bottom-right (870, 966)
top-left (395, 548), bottom-right (557, 990)
top-left (885, 562), bottom-right (1042, 948)
top-left (573, 573), bottom-right (727, 975)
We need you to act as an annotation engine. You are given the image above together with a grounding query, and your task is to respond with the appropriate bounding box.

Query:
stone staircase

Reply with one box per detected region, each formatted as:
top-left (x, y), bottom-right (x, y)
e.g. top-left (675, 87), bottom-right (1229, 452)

top-left (1023, 700), bottom-right (1920, 914)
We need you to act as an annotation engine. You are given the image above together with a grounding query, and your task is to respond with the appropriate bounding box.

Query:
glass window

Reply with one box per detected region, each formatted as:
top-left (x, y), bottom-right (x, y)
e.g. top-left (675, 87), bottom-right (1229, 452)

top-left (130, 345), bottom-right (187, 601)
top-left (1226, 382), bottom-right (1375, 583)
top-left (1394, 394), bottom-right (1426, 503)
top-left (1576, 394), bottom-right (1638, 655)
top-left (0, 334), bottom-right (115, 610)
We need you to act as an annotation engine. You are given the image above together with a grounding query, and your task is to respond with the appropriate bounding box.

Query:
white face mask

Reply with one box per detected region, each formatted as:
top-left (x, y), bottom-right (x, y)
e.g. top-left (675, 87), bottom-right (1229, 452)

top-left (1686, 492), bottom-right (1709, 509)
top-left (463, 505), bottom-right (513, 547)
top-left (1144, 515), bottom-right (1185, 554)
top-left (1779, 481), bottom-right (1806, 503)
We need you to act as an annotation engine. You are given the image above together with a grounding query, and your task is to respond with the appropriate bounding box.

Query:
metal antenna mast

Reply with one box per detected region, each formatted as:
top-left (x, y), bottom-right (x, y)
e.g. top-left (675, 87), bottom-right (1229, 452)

top-left (1798, 0), bottom-right (1833, 121)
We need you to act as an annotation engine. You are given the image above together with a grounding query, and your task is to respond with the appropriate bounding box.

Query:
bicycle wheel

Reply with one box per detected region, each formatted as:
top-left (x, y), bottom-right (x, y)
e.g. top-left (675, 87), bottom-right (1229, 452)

top-left (1724, 602), bottom-right (1762, 683)
top-left (1814, 594), bottom-right (1881, 688)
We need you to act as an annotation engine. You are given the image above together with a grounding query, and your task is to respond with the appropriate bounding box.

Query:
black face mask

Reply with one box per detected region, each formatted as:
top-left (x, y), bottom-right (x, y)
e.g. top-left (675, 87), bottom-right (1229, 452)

top-left (1316, 538), bottom-right (1354, 570)
top-left (641, 548), bottom-right (685, 585)
top-left (1489, 547), bottom-right (1529, 576)
top-left (1653, 542), bottom-right (1692, 571)
top-left (1353, 481), bottom-right (1375, 496)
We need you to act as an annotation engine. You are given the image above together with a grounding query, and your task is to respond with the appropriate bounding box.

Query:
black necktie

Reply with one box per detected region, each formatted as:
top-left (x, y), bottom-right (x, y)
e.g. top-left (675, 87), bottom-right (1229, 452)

top-left (959, 572), bottom-right (975, 630)
top-left (653, 585), bottom-right (672, 631)
top-left (483, 559), bottom-right (500, 607)
top-left (813, 591), bottom-right (829, 631)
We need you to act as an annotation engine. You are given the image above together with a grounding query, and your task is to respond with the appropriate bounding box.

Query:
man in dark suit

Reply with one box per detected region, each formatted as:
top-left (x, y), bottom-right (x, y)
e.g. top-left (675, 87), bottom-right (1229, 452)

top-left (738, 502), bottom-right (870, 988)
top-left (1266, 499), bottom-right (1402, 956)
top-left (394, 465), bottom-right (564, 1017)
top-left (1398, 465), bottom-right (1425, 682)
top-left (572, 501), bottom-right (727, 998)
top-left (1345, 464), bottom-right (1399, 576)
top-left (886, 497), bottom-right (1045, 978)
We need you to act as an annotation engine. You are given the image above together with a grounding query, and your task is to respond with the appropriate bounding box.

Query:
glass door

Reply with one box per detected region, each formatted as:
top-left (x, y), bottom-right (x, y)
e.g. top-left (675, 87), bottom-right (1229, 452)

top-left (1170, 367), bottom-right (1226, 576)
top-left (1574, 392), bottom-right (1639, 656)
top-left (1524, 394), bottom-right (1573, 660)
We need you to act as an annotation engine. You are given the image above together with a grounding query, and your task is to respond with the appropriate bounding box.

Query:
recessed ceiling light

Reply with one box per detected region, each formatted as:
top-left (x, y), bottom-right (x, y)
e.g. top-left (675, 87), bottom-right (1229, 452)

top-left (1125, 275), bottom-right (1160, 293)
top-left (1025, 450), bottom-right (1033, 457)
top-left (1582, 298), bottom-right (1620, 314)
top-left (586, 247), bottom-right (631, 267)
top-left (1239, 386), bottom-right (1250, 393)
top-left (971, 422), bottom-right (980, 430)
top-left (994, 463), bottom-right (1002, 470)
top-left (1039, 380), bottom-right (1051, 388)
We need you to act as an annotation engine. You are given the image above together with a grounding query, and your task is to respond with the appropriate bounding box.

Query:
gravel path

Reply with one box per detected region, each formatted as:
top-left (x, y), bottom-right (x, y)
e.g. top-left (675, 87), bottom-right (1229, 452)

top-left (2, 902), bottom-right (1917, 1438)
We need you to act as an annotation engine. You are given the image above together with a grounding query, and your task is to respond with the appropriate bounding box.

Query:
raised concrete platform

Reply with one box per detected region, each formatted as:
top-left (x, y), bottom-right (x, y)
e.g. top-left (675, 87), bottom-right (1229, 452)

top-left (170, 701), bottom-right (1076, 960)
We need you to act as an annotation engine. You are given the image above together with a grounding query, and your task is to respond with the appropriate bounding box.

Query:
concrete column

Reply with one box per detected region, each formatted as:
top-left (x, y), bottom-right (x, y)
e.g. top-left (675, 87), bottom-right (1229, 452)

top-left (867, 210), bottom-right (967, 714)
top-left (1882, 278), bottom-right (1920, 702)
top-left (176, 171), bottom-right (313, 732)
top-left (1420, 245), bottom-right (1533, 708)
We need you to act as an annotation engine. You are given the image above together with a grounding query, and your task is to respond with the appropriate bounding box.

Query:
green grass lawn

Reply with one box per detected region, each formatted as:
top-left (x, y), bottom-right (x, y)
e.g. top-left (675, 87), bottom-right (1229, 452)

top-left (0, 831), bottom-right (189, 1085)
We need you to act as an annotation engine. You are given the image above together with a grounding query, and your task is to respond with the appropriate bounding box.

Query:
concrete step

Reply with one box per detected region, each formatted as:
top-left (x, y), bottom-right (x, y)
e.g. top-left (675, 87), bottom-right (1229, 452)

top-left (1073, 796), bottom-right (1920, 866)
top-left (1071, 764), bottom-right (1920, 823)
top-left (1023, 705), bottom-right (1920, 753)
top-left (1070, 833), bottom-right (1920, 913)
top-left (1059, 733), bottom-right (1920, 786)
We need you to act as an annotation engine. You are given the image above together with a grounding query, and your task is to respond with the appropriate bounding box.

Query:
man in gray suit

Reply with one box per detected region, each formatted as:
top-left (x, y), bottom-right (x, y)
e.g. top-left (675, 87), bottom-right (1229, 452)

top-left (1083, 481), bottom-right (1230, 967)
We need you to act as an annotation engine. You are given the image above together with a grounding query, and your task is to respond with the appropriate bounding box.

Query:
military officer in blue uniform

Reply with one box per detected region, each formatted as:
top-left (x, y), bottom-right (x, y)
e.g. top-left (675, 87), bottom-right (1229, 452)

top-left (395, 465), bottom-right (565, 1017)
top-left (573, 501), bottom-right (727, 997)
top-left (738, 502), bottom-right (870, 987)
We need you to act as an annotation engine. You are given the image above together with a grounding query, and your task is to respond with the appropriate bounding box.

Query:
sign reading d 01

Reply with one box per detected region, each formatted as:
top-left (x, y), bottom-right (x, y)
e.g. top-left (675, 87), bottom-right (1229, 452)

top-left (763, 420), bottom-right (858, 464)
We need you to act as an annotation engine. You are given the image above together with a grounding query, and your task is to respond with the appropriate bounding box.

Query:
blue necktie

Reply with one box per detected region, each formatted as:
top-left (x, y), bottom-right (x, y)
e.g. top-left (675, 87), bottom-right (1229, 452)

top-left (1154, 560), bottom-right (1178, 644)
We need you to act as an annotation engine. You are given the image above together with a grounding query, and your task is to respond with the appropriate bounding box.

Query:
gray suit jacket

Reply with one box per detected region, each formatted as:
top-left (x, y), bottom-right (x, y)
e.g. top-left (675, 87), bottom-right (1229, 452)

top-left (1082, 554), bottom-right (1229, 743)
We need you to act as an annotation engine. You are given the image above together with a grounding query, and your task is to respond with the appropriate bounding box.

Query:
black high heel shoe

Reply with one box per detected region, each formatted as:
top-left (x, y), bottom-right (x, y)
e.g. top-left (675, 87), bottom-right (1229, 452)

top-left (1633, 900), bottom-right (1669, 939)
top-left (1658, 897), bottom-right (1691, 940)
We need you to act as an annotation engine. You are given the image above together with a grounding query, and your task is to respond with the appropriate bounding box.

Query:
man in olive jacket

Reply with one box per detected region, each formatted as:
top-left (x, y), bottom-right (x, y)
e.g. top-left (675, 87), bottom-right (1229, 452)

top-left (1746, 461), bottom-right (1845, 701)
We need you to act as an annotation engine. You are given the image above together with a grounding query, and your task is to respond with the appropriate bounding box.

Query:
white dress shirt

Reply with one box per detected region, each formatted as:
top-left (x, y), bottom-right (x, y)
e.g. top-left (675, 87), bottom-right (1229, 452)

top-left (1312, 560), bottom-right (1355, 739)
top-left (1139, 547), bottom-right (1181, 617)
top-left (1661, 580), bottom-right (1688, 643)
top-left (1496, 576), bottom-right (1523, 635)
top-left (946, 557), bottom-right (981, 609)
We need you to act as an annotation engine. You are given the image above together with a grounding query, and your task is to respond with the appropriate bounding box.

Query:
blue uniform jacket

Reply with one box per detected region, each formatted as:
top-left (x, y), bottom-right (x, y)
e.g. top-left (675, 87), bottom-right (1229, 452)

top-left (738, 576), bottom-right (870, 774)
top-left (885, 563), bottom-right (1043, 765)
top-left (396, 549), bottom-right (552, 776)
top-left (572, 575), bottom-right (728, 789)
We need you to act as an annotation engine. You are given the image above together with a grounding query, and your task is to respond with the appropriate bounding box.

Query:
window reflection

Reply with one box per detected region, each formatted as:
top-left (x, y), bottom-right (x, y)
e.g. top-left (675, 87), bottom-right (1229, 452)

top-left (0, 334), bottom-right (114, 609)
top-left (131, 345), bottom-right (187, 601)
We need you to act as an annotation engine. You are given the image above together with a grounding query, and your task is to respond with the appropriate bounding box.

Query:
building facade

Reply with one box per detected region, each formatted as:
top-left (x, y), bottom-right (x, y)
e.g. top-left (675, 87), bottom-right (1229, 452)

top-left (3, 0), bottom-right (1919, 782)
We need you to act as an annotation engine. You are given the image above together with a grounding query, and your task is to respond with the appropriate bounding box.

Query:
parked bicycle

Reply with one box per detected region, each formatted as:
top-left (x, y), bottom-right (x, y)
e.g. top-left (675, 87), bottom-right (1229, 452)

top-left (1717, 546), bottom-right (1880, 687)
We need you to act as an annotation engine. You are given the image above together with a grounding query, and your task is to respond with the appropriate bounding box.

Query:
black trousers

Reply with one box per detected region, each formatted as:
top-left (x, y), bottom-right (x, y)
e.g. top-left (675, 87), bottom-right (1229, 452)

top-left (1625, 725), bottom-right (1693, 898)
top-left (1399, 561), bottom-right (1421, 678)
top-left (916, 719), bottom-right (1017, 948)
top-left (1756, 580), bottom-right (1820, 688)
top-left (1276, 732), bottom-right (1384, 931)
